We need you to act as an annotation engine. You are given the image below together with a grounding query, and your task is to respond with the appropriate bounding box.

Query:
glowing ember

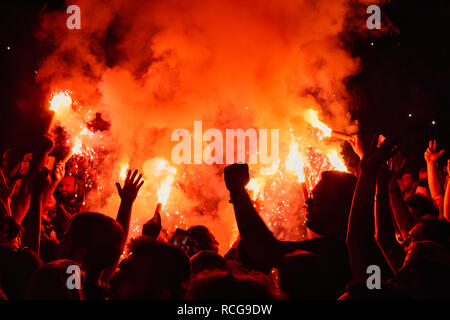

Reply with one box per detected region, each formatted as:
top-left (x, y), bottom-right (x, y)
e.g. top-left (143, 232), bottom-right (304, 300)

top-left (326, 149), bottom-right (347, 172)
top-left (285, 142), bottom-right (305, 183)
top-left (304, 109), bottom-right (332, 137)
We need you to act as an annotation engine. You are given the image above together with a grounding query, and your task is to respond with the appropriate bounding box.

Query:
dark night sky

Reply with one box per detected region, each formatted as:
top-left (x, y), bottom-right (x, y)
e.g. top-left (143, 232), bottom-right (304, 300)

top-left (0, 0), bottom-right (449, 173)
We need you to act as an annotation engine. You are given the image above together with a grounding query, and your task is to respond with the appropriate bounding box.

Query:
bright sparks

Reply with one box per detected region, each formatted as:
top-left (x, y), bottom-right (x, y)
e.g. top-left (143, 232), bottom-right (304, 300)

top-left (304, 109), bottom-right (332, 137)
top-left (286, 142), bottom-right (305, 182)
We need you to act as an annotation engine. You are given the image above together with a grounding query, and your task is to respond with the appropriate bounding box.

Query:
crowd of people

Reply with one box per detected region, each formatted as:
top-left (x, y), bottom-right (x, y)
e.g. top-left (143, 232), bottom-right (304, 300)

top-left (0, 133), bottom-right (449, 300)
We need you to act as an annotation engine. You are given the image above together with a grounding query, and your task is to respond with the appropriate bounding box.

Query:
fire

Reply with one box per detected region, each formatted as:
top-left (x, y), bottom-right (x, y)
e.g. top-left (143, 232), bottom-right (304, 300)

top-left (285, 142), bottom-right (305, 183)
top-left (157, 176), bottom-right (175, 209)
top-left (246, 176), bottom-right (266, 201)
top-left (326, 150), bottom-right (347, 172)
top-left (304, 109), bottom-right (332, 137)
top-left (144, 158), bottom-right (177, 209)
top-left (119, 160), bottom-right (129, 181)
top-left (71, 136), bottom-right (83, 155)
top-left (49, 91), bottom-right (72, 114)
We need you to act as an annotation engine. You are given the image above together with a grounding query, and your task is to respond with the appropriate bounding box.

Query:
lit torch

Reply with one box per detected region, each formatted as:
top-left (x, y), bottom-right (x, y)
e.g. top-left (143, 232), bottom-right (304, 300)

top-left (246, 176), bottom-right (265, 201)
top-left (151, 159), bottom-right (177, 211)
top-left (304, 109), bottom-right (350, 141)
top-left (48, 91), bottom-right (72, 131)
top-left (157, 174), bottom-right (175, 210)
top-left (119, 160), bottom-right (129, 181)
top-left (326, 149), bottom-right (347, 172)
top-left (286, 142), bottom-right (309, 201)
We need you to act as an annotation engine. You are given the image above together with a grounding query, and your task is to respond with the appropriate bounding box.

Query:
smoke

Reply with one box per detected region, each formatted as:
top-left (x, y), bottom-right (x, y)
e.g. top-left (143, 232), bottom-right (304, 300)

top-left (36, 0), bottom-right (374, 252)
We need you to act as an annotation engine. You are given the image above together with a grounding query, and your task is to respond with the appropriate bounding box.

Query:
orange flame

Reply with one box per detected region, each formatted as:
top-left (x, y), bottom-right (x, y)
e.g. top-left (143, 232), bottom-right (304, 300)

top-left (326, 150), bottom-right (347, 172)
top-left (49, 91), bottom-right (72, 113)
top-left (151, 158), bottom-right (177, 209)
top-left (119, 159), bottom-right (129, 181)
top-left (71, 136), bottom-right (83, 155)
top-left (304, 109), bottom-right (332, 137)
top-left (246, 176), bottom-right (266, 201)
top-left (286, 142), bottom-right (305, 182)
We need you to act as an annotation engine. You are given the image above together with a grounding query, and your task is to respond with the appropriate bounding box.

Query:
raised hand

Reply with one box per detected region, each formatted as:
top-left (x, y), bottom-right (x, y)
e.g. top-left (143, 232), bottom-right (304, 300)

top-left (388, 151), bottom-right (406, 178)
top-left (53, 161), bottom-right (65, 183)
top-left (115, 169), bottom-right (144, 205)
top-left (349, 134), bottom-right (364, 160)
top-left (360, 134), bottom-right (399, 173)
top-left (224, 163), bottom-right (250, 192)
top-left (424, 140), bottom-right (445, 164)
top-left (142, 207), bottom-right (162, 240)
top-left (0, 168), bottom-right (17, 207)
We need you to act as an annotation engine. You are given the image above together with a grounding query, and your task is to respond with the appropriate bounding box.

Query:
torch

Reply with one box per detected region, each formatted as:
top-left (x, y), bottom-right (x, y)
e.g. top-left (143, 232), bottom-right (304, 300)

top-left (156, 172), bottom-right (176, 211)
top-left (304, 109), bottom-right (351, 141)
top-left (47, 91), bottom-right (73, 133)
top-left (330, 130), bottom-right (351, 141)
top-left (246, 176), bottom-right (265, 202)
top-left (61, 136), bottom-right (82, 164)
top-left (155, 202), bottom-right (162, 215)
top-left (286, 142), bottom-right (309, 201)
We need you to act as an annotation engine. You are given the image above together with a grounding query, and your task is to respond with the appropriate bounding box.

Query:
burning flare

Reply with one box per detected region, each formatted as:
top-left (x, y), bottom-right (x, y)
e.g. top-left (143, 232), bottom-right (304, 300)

top-left (119, 159), bottom-right (129, 181)
top-left (146, 158), bottom-right (176, 209)
top-left (157, 175), bottom-right (175, 209)
top-left (71, 136), bottom-right (83, 155)
top-left (286, 142), bottom-right (305, 183)
top-left (326, 150), bottom-right (347, 172)
top-left (246, 176), bottom-right (266, 201)
top-left (49, 91), bottom-right (72, 115)
top-left (304, 109), bottom-right (332, 137)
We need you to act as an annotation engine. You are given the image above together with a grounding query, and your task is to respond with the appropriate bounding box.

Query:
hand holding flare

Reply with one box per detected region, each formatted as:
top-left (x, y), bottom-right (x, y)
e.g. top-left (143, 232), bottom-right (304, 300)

top-left (304, 109), bottom-right (351, 141)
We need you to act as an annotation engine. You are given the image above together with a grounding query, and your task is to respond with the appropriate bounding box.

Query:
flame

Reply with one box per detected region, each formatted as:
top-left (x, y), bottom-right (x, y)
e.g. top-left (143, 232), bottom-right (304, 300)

top-left (119, 160), bottom-right (129, 181)
top-left (286, 142), bottom-right (305, 182)
top-left (304, 109), bottom-right (332, 137)
top-left (326, 150), bottom-right (347, 172)
top-left (49, 91), bottom-right (72, 113)
top-left (71, 136), bottom-right (83, 155)
top-left (157, 175), bottom-right (175, 209)
top-left (246, 176), bottom-right (266, 201)
top-left (150, 158), bottom-right (177, 209)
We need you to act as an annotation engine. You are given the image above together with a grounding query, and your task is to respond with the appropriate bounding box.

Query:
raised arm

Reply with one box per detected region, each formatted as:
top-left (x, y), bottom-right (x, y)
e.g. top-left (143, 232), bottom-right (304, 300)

top-left (0, 168), bottom-right (18, 216)
top-left (115, 169), bottom-right (144, 243)
top-left (12, 135), bottom-right (54, 224)
top-left (374, 164), bottom-right (405, 273)
top-left (444, 159), bottom-right (450, 221)
top-left (142, 204), bottom-right (162, 240)
top-left (21, 169), bottom-right (50, 254)
top-left (346, 136), bottom-right (398, 279)
top-left (42, 161), bottom-right (65, 208)
top-left (424, 140), bottom-right (445, 216)
top-left (224, 164), bottom-right (281, 268)
top-left (387, 153), bottom-right (415, 240)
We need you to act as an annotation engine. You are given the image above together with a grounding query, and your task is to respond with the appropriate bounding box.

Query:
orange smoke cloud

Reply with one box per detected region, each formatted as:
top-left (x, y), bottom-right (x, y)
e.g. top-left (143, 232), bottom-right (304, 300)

top-left (36, 0), bottom-right (375, 252)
